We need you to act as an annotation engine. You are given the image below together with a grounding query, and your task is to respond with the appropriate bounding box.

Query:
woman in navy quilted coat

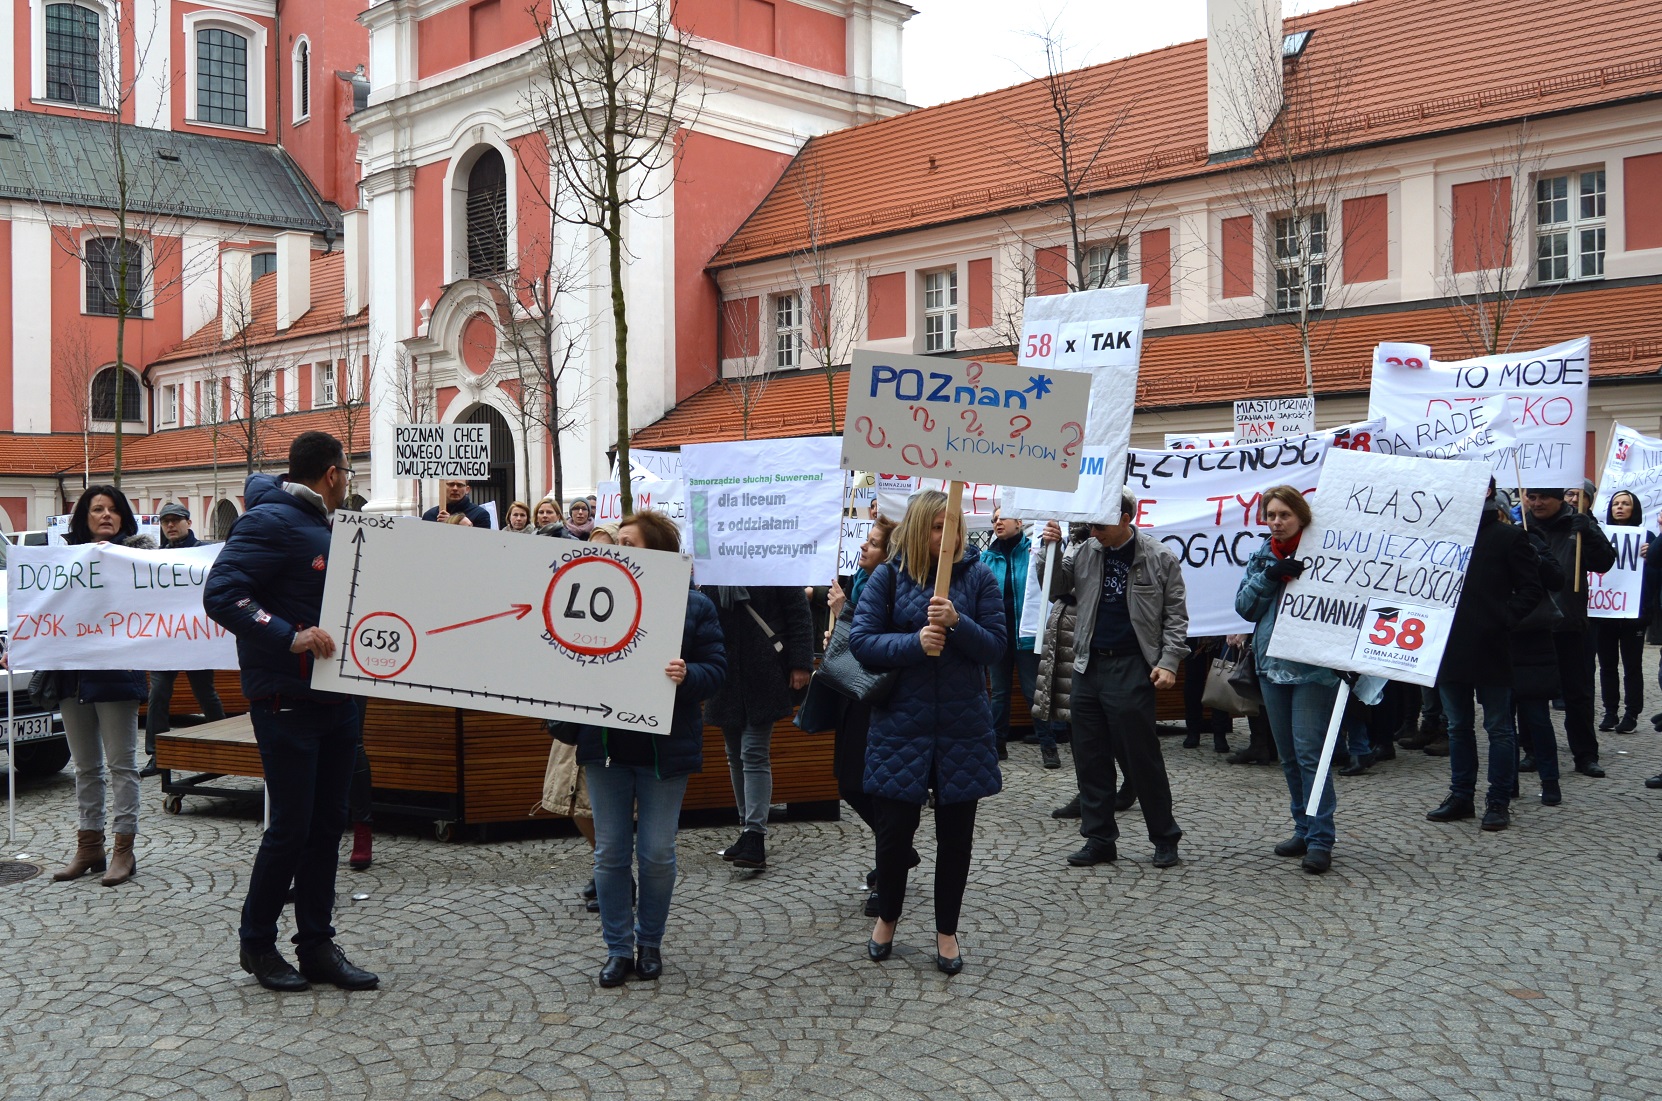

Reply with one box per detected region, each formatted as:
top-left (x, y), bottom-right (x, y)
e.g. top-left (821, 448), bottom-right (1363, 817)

top-left (850, 490), bottom-right (1005, 975)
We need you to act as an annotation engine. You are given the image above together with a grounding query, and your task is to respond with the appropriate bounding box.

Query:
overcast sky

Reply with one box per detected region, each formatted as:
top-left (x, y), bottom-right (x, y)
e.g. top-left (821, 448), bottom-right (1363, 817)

top-left (901, 0), bottom-right (1358, 107)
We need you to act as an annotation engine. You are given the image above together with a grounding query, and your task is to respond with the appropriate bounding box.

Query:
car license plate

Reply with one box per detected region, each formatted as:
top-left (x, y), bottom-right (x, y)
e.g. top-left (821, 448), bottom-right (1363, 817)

top-left (7, 714), bottom-right (54, 743)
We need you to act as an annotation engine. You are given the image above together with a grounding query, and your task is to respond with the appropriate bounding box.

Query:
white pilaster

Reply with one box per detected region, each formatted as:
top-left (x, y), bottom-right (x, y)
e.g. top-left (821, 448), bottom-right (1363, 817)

top-left (179, 233), bottom-right (220, 338)
top-left (1398, 169), bottom-right (1438, 303)
top-left (0, 3), bottom-right (15, 111)
top-left (133, 0), bottom-right (171, 127)
top-left (364, 167), bottom-right (416, 512)
top-left (12, 217), bottom-right (53, 433)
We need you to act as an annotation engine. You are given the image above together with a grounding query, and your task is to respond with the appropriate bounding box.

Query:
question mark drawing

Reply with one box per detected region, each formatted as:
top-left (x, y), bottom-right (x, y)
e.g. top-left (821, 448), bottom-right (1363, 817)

top-left (961, 409), bottom-right (984, 437)
top-left (964, 361), bottom-right (984, 388)
top-left (1008, 414), bottom-right (1032, 439)
top-left (1059, 422), bottom-right (1084, 468)
top-left (911, 405), bottom-right (936, 432)
top-left (901, 444), bottom-right (940, 469)
top-left (855, 415), bottom-right (888, 449)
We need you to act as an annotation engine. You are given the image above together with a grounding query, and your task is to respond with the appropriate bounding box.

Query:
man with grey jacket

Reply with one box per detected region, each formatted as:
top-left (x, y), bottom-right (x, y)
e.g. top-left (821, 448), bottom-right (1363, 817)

top-left (1040, 488), bottom-right (1188, 868)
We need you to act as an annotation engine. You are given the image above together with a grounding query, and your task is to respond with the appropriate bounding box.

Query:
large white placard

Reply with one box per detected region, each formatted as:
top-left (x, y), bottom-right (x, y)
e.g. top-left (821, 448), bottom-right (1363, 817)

top-left (594, 477), bottom-right (686, 527)
top-left (1264, 449), bottom-right (1491, 686)
top-left (394, 423), bottom-right (492, 480)
top-left (1367, 337), bottom-right (1590, 484)
top-left (1234, 397), bottom-right (1315, 442)
top-left (7, 543), bottom-right (237, 670)
top-left (1007, 286), bottom-right (1147, 520)
top-left (1587, 529), bottom-right (1648, 620)
top-left (1164, 432), bottom-right (1234, 451)
top-left (617, 449), bottom-right (684, 482)
top-left (875, 475), bottom-right (1002, 528)
top-left (843, 351), bottom-right (1090, 492)
top-left (1588, 424), bottom-right (1662, 620)
top-left (838, 517), bottom-right (874, 575)
top-left (1125, 421), bottom-right (1384, 636)
top-left (311, 513), bottom-right (689, 732)
top-left (682, 437), bottom-right (844, 586)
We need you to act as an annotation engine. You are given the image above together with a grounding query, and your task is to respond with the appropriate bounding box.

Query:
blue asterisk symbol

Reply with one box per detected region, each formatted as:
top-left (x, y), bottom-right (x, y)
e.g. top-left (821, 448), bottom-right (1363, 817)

top-left (1025, 374), bottom-right (1054, 399)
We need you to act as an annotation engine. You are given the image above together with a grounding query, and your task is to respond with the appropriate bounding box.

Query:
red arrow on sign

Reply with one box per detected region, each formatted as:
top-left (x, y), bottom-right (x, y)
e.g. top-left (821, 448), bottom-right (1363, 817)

top-left (425, 604), bottom-right (534, 635)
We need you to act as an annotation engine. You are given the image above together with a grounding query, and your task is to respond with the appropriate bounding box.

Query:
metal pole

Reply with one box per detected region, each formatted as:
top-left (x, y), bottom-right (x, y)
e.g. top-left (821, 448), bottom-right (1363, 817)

top-left (1305, 679), bottom-right (1352, 818)
top-left (7, 663), bottom-right (16, 849)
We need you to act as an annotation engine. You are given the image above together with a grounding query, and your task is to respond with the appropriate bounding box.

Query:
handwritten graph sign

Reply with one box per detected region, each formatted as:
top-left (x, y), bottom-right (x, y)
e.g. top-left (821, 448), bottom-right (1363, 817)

top-left (1264, 448), bottom-right (1489, 686)
top-left (393, 423), bottom-right (492, 480)
top-left (842, 350), bottom-right (1089, 492)
top-left (6, 543), bottom-right (236, 669)
top-left (1367, 337), bottom-right (1590, 483)
top-left (311, 513), bottom-right (690, 732)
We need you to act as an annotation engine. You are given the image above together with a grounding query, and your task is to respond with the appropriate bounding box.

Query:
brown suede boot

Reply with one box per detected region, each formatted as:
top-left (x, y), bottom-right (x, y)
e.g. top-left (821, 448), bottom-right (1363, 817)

top-left (52, 830), bottom-right (106, 881)
top-left (101, 833), bottom-right (136, 886)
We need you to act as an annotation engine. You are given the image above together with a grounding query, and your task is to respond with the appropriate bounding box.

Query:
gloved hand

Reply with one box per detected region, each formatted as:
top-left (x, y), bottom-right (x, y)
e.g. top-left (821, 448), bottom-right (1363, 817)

top-left (1568, 512), bottom-right (1599, 536)
top-left (1267, 558), bottom-right (1306, 584)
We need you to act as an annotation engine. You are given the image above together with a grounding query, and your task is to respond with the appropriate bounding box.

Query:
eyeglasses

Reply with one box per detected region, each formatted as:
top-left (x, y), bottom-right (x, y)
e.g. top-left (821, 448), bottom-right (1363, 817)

top-left (334, 465), bottom-right (355, 478)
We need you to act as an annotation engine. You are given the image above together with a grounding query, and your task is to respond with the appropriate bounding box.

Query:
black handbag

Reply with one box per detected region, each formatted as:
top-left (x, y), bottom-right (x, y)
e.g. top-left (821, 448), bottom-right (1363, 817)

top-left (1513, 591), bottom-right (1564, 634)
top-left (1224, 644), bottom-right (1263, 705)
top-left (28, 670), bottom-right (68, 710)
top-left (814, 566), bottom-right (900, 706)
top-left (792, 672), bottom-right (846, 734)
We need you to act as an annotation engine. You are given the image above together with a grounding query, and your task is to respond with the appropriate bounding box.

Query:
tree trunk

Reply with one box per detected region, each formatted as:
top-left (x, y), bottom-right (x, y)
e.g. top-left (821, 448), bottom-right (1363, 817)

top-left (609, 168), bottom-right (632, 515)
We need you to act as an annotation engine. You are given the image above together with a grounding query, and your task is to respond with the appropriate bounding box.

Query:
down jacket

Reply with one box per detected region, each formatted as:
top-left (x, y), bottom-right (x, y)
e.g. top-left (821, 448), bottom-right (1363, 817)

top-left (1032, 594), bottom-right (1078, 725)
top-left (1511, 527), bottom-right (1567, 700)
top-left (204, 474), bottom-right (344, 704)
top-left (560, 589), bottom-right (726, 780)
top-left (704, 586), bottom-right (814, 728)
top-left (849, 546), bottom-right (1005, 806)
top-left (1436, 508), bottom-right (1544, 687)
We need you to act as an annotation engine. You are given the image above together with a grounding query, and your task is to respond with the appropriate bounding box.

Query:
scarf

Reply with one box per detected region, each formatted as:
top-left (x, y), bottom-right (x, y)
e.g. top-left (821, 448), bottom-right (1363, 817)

top-left (565, 513), bottom-right (595, 538)
top-left (1269, 531), bottom-right (1302, 560)
top-left (716, 586), bottom-right (751, 610)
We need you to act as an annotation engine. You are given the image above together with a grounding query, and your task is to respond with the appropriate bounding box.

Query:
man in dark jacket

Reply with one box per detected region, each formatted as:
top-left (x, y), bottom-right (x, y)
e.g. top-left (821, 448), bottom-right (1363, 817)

top-left (704, 586), bottom-right (813, 869)
top-left (1429, 485), bottom-right (1545, 831)
top-left (421, 479), bottom-right (492, 527)
top-left (1039, 489), bottom-right (1189, 869)
top-left (142, 502), bottom-right (226, 775)
top-left (1524, 486), bottom-right (1618, 777)
top-left (205, 431), bottom-right (377, 994)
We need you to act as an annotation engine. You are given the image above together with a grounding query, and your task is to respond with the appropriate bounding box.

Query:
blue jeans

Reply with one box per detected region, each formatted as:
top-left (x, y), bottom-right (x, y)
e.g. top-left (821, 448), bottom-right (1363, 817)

top-left (1439, 683), bottom-right (1517, 804)
top-left (990, 645), bottom-right (1053, 749)
top-left (1260, 680), bottom-right (1340, 851)
top-left (720, 721), bottom-right (772, 834)
top-left (1515, 698), bottom-right (1559, 783)
top-left (240, 698), bottom-right (360, 953)
top-left (585, 764), bottom-right (689, 957)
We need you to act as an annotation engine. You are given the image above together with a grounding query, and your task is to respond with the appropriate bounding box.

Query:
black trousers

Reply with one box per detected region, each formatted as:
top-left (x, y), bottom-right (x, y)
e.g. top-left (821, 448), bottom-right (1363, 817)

top-left (1070, 652), bottom-right (1181, 846)
top-left (1182, 648), bottom-right (1232, 735)
top-left (348, 697), bottom-right (373, 825)
top-left (872, 794), bottom-right (977, 934)
top-left (1595, 620), bottom-right (1646, 718)
top-left (833, 700), bottom-right (879, 834)
top-left (1553, 630), bottom-right (1598, 765)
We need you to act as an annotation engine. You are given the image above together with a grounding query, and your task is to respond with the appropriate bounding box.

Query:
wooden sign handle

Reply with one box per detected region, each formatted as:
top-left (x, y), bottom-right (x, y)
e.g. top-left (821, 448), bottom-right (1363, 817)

top-left (1573, 490), bottom-right (1587, 593)
top-left (924, 481), bottom-right (964, 657)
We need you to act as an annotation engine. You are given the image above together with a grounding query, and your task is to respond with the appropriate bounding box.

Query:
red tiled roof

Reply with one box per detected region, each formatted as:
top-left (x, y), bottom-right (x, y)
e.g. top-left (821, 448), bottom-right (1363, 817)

top-left (713, 0), bottom-right (1662, 266)
top-left (151, 251), bottom-right (366, 365)
top-left (0, 434), bottom-right (115, 476)
top-left (630, 281), bottom-right (1662, 447)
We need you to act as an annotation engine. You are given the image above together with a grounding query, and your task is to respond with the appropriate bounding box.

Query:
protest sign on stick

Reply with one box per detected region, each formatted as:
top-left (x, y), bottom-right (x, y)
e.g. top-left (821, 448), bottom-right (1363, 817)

top-left (7, 544), bottom-right (236, 670)
top-left (595, 477), bottom-right (685, 526)
top-left (682, 437), bottom-right (843, 586)
top-left (1587, 424), bottom-right (1662, 618)
top-left (876, 475), bottom-right (1001, 528)
top-left (394, 423), bottom-right (492, 480)
top-left (1367, 337), bottom-right (1590, 483)
top-left (311, 514), bottom-right (689, 732)
top-left (843, 351), bottom-right (1089, 492)
top-left (1234, 397), bottom-right (1315, 442)
top-left (1165, 432), bottom-right (1235, 451)
top-left (1264, 448), bottom-right (1490, 687)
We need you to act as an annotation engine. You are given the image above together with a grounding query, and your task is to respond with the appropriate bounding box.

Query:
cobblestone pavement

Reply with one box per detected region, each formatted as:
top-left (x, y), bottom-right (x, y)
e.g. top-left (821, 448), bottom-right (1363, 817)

top-left (4, 657), bottom-right (1660, 1101)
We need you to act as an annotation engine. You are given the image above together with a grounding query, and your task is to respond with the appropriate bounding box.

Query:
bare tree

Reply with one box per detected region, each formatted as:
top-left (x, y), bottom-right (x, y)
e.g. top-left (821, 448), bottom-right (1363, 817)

top-left (787, 156), bottom-right (870, 433)
top-left (715, 285), bottom-right (770, 441)
top-left (18, 18), bottom-right (236, 483)
top-left (1442, 125), bottom-right (1562, 356)
top-left (528, 0), bottom-right (701, 513)
top-left (325, 321), bottom-right (377, 497)
top-left (1210, 14), bottom-right (1381, 399)
top-left (54, 320), bottom-right (102, 488)
top-left (391, 347), bottom-right (437, 514)
top-left (213, 279), bottom-right (295, 477)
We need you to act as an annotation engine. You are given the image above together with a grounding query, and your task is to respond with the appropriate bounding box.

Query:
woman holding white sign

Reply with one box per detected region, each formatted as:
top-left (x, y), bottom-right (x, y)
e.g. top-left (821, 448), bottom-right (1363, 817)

top-left (1594, 491), bottom-right (1647, 734)
top-left (48, 486), bottom-right (153, 886)
top-left (1233, 486), bottom-right (1343, 875)
top-left (551, 511), bottom-right (726, 988)
top-left (851, 490), bottom-right (1005, 975)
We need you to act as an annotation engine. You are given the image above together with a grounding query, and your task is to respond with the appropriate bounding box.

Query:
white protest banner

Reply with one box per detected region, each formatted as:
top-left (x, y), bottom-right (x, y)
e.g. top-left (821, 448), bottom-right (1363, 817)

top-left (594, 478), bottom-right (686, 527)
top-left (1587, 529), bottom-right (1647, 619)
top-left (683, 437), bottom-right (843, 586)
top-left (1124, 420), bottom-right (1384, 636)
top-left (876, 474), bottom-right (1002, 528)
top-left (843, 351), bottom-right (1089, 492)
top-left (1374, 395), bottom-right (1525, 466)
top-left (1234, 397), bottom-right (1315, 442)
top-left (1165, 432), bottom-right (1234, 451)
top-left (618, 449), bottom-right (683, 482)
top-left (1007, 286), bottom-right (1147, 521)
top-left (1367, 337), bottom-right (1590, 483)
top-left (1000, 444), bottom-right (1122, 524)
top-left (7, 544), bottom-right (236, 670)
top-left (311, 513), bottom-right (688, 732)
top-left (847, 471), bottom-right (876, 511)
top-left (1586, 424), bottom-right (1662, 620)
top-left (838, 517), bottom-right (874, 575)
top-left (1264, 449), bottom-right (1490, 686)
top-left (394, 423), bottom-right (492, 480)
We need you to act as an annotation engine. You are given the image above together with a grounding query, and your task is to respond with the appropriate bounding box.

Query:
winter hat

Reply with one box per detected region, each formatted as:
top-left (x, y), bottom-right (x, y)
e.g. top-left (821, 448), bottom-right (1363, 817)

top-left (158, 502), bottom-right (191, 521)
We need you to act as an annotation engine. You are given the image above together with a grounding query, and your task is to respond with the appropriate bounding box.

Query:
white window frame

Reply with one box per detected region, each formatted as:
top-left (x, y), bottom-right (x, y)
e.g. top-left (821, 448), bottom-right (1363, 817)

top-left (316, 361), bottom-right (336, 408)
top-left (79, 231), bottom-right (153, 319)
top-left (29, 0), bottom-right (118, 108)
top-left (443, 138), bottom-right (519, 284)
top-left (203, 379), bottom-right (222, 425)
top-left (1083, 240), bottom-right (1130, 289)
top-left (1272, 209), bottom-right (1327, 313)
top-left (182, 10), bottom-right (267, 131)
top-left (88, 365), bottom-right (146, 429)
top-left (922, 268), bottom-right (958, 352)
top-left (159, 384), bottom-right (178, 426)
top-left (1534, 168), bottom-right (1606, 285)
top-left (291, 35), bottom-right (311, 123)
top-left (773, 293), bottom-right (804, 370)
top-left (253, 370), bottom-right (277, 419)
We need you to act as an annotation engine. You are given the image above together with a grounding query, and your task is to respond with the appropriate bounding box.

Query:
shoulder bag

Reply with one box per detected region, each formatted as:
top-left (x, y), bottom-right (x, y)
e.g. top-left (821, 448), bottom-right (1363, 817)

top-left (1202, 644), bottom-right (1261, 716)
top-left (813, 566), bottom-right (900, 706)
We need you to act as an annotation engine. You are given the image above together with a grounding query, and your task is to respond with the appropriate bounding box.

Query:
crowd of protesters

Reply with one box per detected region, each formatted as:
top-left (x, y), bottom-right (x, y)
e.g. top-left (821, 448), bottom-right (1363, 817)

top-left (29, 432), bottom-right (1660, 993)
